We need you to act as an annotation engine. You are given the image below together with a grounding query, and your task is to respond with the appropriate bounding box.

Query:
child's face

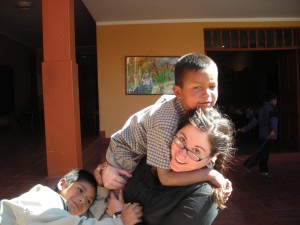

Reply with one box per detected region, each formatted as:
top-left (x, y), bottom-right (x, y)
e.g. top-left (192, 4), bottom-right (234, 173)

top-left (170, 124), bottom-right (212, 172)
top-left (173, 64), bottom-right (218, 111)
top-left (59, 180), bottom-right (96, 216)
top-left (271, 98), bottom-right (277, 106)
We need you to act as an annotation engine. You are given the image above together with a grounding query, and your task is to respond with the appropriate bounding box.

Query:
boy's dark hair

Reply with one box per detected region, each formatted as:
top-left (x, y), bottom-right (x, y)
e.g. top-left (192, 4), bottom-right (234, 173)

top-left (174, 53), bottom-right (216, 87)
top-left (56, 169), bottom-right (97, 191)
top-left (265, 91), bottom-right (277, 101)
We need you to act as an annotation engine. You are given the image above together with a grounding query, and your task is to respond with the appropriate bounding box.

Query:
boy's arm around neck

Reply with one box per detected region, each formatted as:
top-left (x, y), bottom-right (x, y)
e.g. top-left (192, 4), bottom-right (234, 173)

top-left (157, 167), bottom-right (224, 188)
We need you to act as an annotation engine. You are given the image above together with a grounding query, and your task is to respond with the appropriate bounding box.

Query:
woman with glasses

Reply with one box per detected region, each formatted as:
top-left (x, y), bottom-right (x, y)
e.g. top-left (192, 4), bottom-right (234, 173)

top-left (123, 107), bottom-right (236, 225)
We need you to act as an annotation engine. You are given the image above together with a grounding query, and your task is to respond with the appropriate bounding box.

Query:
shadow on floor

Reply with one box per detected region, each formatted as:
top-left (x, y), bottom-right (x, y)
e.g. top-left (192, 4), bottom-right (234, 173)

top-left (235, 132), bottom-right (297, 156)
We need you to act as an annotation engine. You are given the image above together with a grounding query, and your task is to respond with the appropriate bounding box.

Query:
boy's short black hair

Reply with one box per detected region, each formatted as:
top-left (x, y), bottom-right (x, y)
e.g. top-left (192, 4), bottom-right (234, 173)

top-left (174, 53), bottom-right (216, 87)
top-left (265, 92), bottom-right (277, 101)
top-left (57, 169), bottom-right (97, 192)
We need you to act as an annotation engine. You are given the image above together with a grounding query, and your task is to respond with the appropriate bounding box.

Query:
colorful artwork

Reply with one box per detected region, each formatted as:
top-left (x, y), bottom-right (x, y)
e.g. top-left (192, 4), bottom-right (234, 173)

top-left (126, 56), bottom-right (179, 95)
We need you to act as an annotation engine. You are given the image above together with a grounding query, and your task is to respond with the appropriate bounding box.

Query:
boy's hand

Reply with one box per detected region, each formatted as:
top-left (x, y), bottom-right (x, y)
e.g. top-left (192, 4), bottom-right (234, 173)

top-left (209, 170), bottom-right (232, 200)
top-left (101, 163), bottom-right (132, 190)
top-left (222, 179), bottom-right (233, 202)
top-left (270, 130), bottom-right (276, 136)
top-left (121, 203), bottom-right (143, 225)
top-left (208, 169), bottom-right (227, 188)
top-left (93, 162), bottom-right (107, 186)
top-left (106, 190), bottom-right (124, 216)
top-left (208, 169), bottom-right (224, 188)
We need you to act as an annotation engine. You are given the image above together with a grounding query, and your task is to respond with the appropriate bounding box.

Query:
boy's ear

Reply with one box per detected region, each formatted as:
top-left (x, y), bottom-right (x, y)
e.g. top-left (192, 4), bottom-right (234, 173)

top-left (57, 178), bottom-right (67, 191)
top-left (173, 85), bottom-right (182, 99)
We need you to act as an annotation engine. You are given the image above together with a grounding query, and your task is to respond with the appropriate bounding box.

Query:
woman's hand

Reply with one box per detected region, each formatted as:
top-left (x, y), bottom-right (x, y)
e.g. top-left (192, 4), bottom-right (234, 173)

top-left (107, 190), bottom-right (143, 225)
top-left (121, 202), bottom-right (143, 225)
top-left (106, 190), bottom-right (124, 216)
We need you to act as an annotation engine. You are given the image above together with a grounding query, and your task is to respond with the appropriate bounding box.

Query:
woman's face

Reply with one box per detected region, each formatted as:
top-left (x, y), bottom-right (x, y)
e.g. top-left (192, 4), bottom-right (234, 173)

top-left (170, 124), bottom-right (213, 172)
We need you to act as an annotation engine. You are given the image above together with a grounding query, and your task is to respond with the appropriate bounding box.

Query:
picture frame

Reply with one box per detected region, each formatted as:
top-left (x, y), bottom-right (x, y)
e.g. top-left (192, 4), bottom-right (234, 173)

top-left (125, 56), bottom-right (179, 95)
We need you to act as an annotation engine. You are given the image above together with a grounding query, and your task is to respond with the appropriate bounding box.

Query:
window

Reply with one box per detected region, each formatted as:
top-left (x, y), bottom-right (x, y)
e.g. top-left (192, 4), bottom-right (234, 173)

top-left (205, 28), bottom-right (300, 50)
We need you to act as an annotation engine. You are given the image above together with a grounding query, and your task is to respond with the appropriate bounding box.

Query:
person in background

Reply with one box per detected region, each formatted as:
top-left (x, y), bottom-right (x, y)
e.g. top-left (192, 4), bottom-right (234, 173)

top-left (238, 92), bottom-right (278, 178)
top-left (98, 53), bottom-right (231, 199)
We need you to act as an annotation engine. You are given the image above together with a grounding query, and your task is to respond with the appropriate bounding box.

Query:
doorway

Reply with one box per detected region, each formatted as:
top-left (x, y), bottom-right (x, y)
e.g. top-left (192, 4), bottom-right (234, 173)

top-left (207, 50), bottom-right (299, 154)
top-left (77, 54), bottom-right (99, 149)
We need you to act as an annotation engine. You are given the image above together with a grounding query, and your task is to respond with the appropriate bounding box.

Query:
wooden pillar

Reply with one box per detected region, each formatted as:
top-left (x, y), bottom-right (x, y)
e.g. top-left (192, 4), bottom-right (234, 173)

top-left (42, 0), bottom-right (82, 176)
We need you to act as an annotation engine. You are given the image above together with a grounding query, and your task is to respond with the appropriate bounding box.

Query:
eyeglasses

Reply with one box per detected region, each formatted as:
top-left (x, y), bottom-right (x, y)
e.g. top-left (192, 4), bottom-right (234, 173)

top-left (173, 136), bottom-right (211, 162)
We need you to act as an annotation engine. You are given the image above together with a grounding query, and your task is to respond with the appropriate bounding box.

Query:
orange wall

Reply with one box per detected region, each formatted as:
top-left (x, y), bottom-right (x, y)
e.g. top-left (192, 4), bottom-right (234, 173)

top-left (97, 21), bottom-right (300, 137)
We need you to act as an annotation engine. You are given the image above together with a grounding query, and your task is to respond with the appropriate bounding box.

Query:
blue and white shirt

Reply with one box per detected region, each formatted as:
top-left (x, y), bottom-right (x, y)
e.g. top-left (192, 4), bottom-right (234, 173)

top-left (106, 95), bottom-right (186, 171)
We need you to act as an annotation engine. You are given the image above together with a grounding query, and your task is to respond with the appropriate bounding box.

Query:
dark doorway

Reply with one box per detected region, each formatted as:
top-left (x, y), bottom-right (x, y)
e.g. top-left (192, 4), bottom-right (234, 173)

top-left (77, 54), bottom-right (99, 149)
top-left (207, 50), bottom-right (299, 155)
top-left (0, 66), bottom-right (14, 127)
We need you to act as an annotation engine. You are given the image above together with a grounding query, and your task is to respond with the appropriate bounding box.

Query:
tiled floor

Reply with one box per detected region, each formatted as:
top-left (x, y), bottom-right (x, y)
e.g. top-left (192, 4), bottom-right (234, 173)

top-left (0, 125), bottom-right (300, 225)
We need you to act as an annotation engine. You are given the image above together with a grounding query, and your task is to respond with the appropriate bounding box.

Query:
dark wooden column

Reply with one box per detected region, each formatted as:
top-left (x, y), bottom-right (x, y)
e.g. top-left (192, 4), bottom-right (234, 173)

top-left (42, 0), bottom-right (82, 176)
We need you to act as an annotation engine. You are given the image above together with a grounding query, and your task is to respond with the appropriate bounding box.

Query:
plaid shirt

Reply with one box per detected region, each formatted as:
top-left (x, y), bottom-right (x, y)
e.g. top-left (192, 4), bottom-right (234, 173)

top-left (107, 95), bottom-right (186, 171)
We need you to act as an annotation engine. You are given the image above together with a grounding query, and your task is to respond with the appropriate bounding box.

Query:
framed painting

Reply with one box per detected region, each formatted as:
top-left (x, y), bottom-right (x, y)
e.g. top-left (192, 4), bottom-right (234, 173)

top-left (125, 56), bottom-right (179, 95)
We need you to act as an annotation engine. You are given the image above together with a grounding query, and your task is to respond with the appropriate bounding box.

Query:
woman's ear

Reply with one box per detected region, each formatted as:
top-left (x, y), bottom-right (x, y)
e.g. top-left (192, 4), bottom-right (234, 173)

top-left (211, 152), bottom-right (221, 163)
top-left (206, 152), bottom-right (221, 168)
top-left (173, 85), bottom-right (181, 99)
top-left (57, 178), bottom-right (67, 191)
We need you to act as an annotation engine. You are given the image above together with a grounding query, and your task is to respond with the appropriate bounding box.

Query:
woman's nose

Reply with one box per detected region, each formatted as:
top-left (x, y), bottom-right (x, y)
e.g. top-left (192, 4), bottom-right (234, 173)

top-left (177, 148), bottom-right (188, 157)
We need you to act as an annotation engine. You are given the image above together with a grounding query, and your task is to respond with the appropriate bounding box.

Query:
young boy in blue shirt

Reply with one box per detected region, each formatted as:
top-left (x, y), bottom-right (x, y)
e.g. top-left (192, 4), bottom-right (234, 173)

top-left (0, 168), bottom-right (142, 225)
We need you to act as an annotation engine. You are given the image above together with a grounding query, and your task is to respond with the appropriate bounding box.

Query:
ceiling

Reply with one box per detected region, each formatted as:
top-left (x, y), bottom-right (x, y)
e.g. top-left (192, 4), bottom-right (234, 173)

top-left (0, 0), bottom-right (96, 49)
top-left (0, 0), bottom-right (299, 50)
top-left (83, 0), bottom-right (300, 24)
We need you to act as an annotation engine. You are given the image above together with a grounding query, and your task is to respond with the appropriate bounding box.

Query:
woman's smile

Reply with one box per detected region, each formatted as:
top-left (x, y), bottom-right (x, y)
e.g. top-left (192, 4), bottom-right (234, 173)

top-left (175, 156), bottom-right (186, 164)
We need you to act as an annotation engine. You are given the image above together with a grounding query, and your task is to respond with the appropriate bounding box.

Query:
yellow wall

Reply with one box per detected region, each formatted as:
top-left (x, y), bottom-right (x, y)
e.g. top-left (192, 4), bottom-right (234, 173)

top-left (97, 21), bottom-right (300, 137)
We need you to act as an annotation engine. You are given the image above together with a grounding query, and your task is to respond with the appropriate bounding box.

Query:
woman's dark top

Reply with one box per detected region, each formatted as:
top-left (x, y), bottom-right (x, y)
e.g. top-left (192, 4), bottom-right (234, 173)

top-left (123, 157), bottom-right (218, 225)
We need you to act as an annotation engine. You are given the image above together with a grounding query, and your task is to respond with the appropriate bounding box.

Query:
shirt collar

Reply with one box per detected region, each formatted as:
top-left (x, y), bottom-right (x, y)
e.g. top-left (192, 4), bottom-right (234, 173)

top-left (59, 195), bottom-right (68, 211)
top-left (174, 97), bottom-right (186, 117)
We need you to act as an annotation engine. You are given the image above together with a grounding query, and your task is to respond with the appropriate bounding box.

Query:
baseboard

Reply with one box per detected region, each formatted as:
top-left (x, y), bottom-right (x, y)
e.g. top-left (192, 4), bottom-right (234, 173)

top-left (99, 130), bottom-right (110, 144)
